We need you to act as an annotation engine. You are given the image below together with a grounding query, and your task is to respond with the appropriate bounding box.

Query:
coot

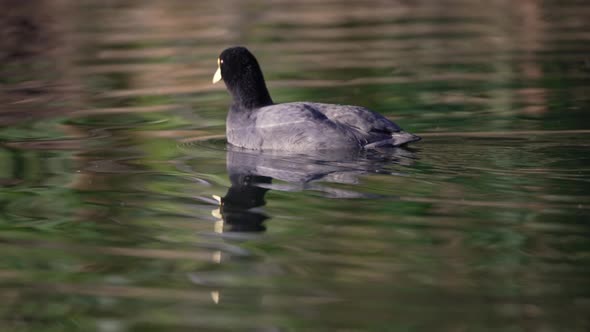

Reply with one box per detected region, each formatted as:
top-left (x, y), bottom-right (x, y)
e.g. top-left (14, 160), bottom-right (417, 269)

top-left (213, 47), bottom-right (420, 151)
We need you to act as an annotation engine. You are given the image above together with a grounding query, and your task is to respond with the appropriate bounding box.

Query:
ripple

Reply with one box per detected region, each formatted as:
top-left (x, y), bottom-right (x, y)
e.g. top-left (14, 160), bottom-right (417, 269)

top-left (178, 136), bottom-right (228, 152)
top-left (3, 0), bottom-right (590, 330)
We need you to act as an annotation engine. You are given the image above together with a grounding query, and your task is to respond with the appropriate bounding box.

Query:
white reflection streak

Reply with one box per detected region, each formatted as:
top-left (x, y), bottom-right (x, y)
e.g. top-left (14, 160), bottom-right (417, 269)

top-left (211, 291), bottom-right (220, 304)
top-left (211, 195), bottom-right (223, 304)
top-left (212, 251), bottom-right (222, 264)
top-left (211, 194), bottom-right (224, 233)
top-left (214, 219), bottom-right (224, 234)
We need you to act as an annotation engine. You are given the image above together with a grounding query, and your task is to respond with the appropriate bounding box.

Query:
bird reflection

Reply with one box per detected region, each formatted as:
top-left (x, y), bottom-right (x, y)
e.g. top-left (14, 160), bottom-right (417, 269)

top-left (218, 172), bottom-right (270, 232)
top-left (215, 146), bottom-right (418, 233)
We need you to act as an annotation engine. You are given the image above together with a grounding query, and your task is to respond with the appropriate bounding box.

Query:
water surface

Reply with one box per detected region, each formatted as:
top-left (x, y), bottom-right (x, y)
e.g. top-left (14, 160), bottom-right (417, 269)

top-left (1, 0), bottom-right (589, 331)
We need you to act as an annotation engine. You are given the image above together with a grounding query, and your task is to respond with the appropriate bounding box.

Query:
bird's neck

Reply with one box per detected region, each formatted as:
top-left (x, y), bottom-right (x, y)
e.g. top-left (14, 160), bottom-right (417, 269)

top-left (229, 83), bottom-right (273, 109)
top-left (232, 87), bottom-right (273, 109)
top-left (226, 65), bottom-right (273, 109)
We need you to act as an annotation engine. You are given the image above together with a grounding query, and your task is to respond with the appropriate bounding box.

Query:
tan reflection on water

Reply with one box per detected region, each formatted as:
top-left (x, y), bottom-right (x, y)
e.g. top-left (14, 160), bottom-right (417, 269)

top-left (4, 0), bottom-right (587, 123)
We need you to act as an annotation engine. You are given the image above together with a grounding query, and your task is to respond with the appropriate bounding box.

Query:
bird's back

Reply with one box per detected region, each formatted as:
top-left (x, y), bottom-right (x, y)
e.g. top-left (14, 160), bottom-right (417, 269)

top-left (226, 102), bottom-right (362, 151)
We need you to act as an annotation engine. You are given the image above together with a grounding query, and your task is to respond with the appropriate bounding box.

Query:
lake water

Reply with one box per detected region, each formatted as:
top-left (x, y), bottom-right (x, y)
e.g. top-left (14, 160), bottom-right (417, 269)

top-left (1, 0), bottom-right (589, 331)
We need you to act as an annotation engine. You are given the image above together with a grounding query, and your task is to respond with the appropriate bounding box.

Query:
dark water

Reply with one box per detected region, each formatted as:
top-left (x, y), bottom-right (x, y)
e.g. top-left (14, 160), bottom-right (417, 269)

top-left (1, 0), bottom-right (590, 331)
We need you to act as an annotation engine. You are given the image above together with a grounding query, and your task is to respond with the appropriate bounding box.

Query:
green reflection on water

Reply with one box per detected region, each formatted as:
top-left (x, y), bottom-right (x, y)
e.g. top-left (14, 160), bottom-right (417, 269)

top-left (1, 0), bottom-right (589, 331)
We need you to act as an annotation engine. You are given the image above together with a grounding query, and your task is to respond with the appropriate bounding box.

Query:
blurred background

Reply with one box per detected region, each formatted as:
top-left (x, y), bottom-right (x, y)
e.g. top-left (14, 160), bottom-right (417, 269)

top-left (0, 0), bottom-right (589, 331)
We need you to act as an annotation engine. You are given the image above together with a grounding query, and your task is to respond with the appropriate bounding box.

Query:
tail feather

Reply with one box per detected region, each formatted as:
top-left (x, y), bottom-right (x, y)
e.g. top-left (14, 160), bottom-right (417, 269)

top-left (364, 131), bottom-right (421, 149)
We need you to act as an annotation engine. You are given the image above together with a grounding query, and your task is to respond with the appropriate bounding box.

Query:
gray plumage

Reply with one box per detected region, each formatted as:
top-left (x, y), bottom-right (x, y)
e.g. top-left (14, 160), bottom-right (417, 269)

top-left (227, 102), bottom-right (418, 151)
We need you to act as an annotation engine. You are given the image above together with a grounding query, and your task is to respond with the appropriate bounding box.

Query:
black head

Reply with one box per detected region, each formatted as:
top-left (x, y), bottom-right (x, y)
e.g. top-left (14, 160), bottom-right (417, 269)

top-left (213, 47), bottom-right (273, 109)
